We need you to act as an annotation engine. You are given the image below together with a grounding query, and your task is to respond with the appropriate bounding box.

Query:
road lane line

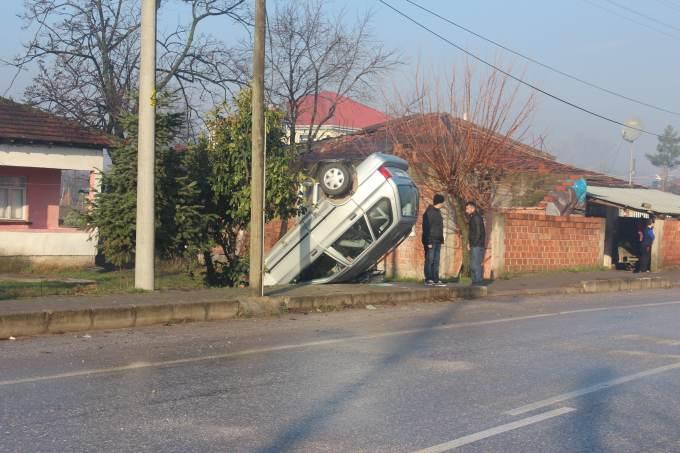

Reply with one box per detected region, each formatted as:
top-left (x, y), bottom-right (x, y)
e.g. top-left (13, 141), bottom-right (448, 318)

top-left (414, 407), bottom-right (576, 452)
top-left (506, 361), bottom-right (680, 416)
top-left (3, 299), bottom-right (680, 387)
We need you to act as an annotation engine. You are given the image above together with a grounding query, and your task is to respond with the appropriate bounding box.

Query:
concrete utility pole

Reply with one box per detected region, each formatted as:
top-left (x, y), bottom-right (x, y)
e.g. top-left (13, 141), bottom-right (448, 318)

top-left (249, 0), bottom-right (266, 296)
top-left (135, 0), bottom-right (158, 291)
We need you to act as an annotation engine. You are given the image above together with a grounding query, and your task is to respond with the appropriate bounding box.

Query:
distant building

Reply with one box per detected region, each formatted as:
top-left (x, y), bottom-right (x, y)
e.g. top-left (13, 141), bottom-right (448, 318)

top-left (0, 98), bottom-right (110, 269)
top-left (292, 91), bottom-right (391, 143)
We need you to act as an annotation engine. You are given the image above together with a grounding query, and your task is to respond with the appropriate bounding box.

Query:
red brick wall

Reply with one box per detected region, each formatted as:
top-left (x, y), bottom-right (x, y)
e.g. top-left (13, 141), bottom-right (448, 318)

top-left (661, 220), bottom-right (680, 267)
top-left (503, 213), bottom-right (604, 273)
top-left (264, 220), bottom-right (291, 253)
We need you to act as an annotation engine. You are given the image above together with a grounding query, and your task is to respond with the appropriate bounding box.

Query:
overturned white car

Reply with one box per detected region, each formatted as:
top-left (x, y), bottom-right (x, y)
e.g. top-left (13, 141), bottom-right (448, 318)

top-left (264, 153), bottom-right (419, 286)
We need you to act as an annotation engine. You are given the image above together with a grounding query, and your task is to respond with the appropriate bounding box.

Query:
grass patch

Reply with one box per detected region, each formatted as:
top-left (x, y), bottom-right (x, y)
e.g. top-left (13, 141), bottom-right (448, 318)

top-left (497, 266), bottom-right (610, 280)
top-left (0, 261), bottom-right (206, 300)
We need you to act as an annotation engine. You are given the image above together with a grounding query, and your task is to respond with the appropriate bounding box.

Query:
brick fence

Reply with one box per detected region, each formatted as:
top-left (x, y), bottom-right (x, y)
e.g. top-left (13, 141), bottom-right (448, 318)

top-left (264, 209), bottom-right (609, 281)
top-left (497, 212), bottom-right (605, 274)
top-left (661, 219), bottom-right (680, 268)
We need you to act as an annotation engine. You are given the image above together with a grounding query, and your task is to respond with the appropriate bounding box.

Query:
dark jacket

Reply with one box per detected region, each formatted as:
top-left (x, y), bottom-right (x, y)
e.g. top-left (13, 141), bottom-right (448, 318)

top-left (468, 212), bottom-right (486, 248)
top-left (642, 227), bottom-right (655, 246)
top-left (422, 206), bottom-right (444, 245)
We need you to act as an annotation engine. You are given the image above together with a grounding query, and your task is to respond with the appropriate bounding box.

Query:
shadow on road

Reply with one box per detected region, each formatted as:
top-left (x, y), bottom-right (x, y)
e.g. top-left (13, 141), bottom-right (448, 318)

top-left (571, 368), bottom-right (616, 453)
top-left (257, 300), bottom-right (470, 452)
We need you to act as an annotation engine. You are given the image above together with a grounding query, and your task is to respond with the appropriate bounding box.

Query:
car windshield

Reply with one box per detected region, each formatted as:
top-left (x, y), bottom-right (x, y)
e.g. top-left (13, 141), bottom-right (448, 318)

top-left (398, 185), bottom-right (418, 217)
top-left (297, 253), bottom-right (346, 282)
top-left (332, 217), bottom-right (374, 261)
top-left (366, 198), bottom-right (393, 239)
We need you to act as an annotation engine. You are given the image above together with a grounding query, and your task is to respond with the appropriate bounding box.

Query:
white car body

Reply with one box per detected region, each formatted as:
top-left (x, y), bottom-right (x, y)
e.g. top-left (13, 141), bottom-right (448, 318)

top-left (264, 153), bottom-right (419, 285)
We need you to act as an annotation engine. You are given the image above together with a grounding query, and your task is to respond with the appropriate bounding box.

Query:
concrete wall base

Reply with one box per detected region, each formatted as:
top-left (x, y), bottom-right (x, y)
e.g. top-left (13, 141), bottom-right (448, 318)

top-left (0, 256), bottom-right (95, 272)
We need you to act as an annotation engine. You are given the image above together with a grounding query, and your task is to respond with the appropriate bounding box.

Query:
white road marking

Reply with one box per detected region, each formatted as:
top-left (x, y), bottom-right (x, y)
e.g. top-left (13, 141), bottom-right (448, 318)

top-left (3, 299), bottom-right (680, 387)
top-left (414, 407), bottom-right (576, 453)
top-left (615, 334), bottom-right (680, 346)
top-left (506, 361), bottom-right (680, 416)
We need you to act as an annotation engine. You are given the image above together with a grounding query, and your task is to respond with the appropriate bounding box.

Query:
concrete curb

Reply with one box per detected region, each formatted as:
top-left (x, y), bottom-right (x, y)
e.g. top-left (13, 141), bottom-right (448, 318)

top-left (0, 277), bottom-right (672, 339)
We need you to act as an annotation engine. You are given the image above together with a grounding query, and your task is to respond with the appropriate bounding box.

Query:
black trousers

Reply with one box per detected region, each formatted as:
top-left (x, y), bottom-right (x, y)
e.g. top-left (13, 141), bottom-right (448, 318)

top-left (639, 245), bottom-right (652, 272)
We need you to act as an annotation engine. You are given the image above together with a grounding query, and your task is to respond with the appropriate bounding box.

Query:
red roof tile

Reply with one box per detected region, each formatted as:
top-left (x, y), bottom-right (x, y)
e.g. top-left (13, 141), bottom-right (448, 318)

top-left (295, 92), bottom-right (391, 129)
top-left (302, 113), bottom-right (633, 188)
top-left (0, 98), bottom-right (111, 148)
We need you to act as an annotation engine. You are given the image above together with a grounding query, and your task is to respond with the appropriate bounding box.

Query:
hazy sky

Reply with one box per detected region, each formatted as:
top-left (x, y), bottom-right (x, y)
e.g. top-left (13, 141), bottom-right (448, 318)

top-left (1, 0), bottom-right (679, 185)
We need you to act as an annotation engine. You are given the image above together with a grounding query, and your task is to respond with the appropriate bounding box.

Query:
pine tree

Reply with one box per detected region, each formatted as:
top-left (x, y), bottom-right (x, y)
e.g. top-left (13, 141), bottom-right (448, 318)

top-left (86, 111), bottom-right (208, 267)
top-left (647, 125), bottom-right (680, 191)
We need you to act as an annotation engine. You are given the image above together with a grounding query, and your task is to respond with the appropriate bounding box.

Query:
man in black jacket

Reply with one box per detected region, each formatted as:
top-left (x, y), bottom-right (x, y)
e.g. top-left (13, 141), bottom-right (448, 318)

top-left (422, 194), bottom-right (445, 285)
top-left (465, 201), bottom-right (486, 285)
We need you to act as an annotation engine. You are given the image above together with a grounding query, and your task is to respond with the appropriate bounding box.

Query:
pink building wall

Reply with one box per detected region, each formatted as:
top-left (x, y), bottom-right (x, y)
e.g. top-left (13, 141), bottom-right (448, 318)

top-left (0, 166), bottom-right (61, 230)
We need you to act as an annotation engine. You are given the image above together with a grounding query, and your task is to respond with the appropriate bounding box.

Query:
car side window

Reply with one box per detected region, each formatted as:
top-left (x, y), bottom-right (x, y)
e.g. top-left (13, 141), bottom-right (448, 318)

top-left (296, 253), bottom-right (346, 282)
top-left (367, 198), bottom-right (393, 239)
top-left (332, 217), bottom-right (374, 261)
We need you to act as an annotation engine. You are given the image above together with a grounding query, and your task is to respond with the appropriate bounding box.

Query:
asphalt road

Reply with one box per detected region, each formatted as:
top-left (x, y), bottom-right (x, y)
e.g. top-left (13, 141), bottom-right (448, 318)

top-left (3, 289), bottom-right (680, 452)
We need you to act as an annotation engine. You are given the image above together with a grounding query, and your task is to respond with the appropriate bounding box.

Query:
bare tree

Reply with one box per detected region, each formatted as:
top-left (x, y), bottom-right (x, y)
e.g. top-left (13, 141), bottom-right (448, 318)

top-left (10, 0), bottom-right (249, 137)
top-left (387, 64), bottom-right (535, 273)
top-left (265, 0), bottom-right (401, 150)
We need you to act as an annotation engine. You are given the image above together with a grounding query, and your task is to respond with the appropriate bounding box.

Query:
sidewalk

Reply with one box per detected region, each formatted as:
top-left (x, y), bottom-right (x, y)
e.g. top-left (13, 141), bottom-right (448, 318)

top-left (1, 269), bottom-right (678, 339)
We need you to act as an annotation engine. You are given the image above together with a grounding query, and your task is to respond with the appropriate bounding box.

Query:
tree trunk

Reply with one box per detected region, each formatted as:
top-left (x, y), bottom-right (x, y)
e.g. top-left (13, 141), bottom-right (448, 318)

top-left (278, 218), bottom-right (289, 240)
top-left (203, 250), bottom-right (217, 286)
top-left (289, 122), bottom-right (297, 147)
top-left (451, 196), bottom-right (470, 280)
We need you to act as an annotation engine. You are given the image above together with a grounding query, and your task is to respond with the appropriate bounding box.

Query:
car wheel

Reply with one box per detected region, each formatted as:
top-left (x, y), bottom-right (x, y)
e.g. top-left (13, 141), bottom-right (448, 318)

top-left (319, 162), bottom-right (352, 197)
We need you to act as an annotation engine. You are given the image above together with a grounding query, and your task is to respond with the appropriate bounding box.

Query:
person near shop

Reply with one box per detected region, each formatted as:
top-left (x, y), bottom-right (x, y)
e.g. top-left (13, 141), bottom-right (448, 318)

top-left (638, 218), bottom-right (655, 273)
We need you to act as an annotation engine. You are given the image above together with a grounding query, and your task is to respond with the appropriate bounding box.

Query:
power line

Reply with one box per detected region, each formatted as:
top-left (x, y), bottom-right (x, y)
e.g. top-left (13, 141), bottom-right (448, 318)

top-left (403, 0), bottom-right (680, 117)
top-left (652, 0), bottom-right (680, 13)
top-left (581, 0), bottom-right (680, 41)
top-left (601, 0), bottom-right (680, 33)
top-left (377, 0), bottom-right (661, 137)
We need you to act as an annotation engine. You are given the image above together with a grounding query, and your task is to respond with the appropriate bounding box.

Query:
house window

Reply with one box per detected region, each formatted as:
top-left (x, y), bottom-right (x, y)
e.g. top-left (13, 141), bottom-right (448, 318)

top-left (0, 176), bottom-right (27, 220)
top-left (299, 134), bottom-right (309, 142)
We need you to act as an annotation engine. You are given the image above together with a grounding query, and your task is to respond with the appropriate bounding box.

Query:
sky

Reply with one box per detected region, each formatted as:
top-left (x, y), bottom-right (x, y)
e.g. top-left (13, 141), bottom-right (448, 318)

top-left (1, 0), bottom-right (679, 185)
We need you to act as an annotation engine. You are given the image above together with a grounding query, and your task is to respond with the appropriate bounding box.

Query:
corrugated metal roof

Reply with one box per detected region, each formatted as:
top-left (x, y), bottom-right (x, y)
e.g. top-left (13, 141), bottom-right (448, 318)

top-left (588, 186), bottom-right (680, 216)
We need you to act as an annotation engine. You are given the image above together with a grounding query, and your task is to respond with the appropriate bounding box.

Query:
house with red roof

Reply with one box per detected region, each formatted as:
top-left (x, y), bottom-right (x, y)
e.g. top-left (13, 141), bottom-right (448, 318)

top-left (267, 113), bottom-right (680, 280)
top-left (293, 91), bottom-right (391, 143)
top-left (0, 98), bottom-right (111, 269)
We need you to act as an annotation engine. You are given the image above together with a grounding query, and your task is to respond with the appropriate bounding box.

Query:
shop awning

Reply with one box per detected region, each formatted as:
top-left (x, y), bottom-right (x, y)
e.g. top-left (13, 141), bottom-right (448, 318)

top-left (587, 186), bottom-right (680, 216)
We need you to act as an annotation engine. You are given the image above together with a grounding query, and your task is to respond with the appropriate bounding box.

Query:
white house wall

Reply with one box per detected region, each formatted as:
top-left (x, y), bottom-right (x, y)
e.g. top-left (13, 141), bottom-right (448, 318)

top-left (0, 231), bottom-right (96, 256)
top-left (0, 143), bottom-right (104, 171)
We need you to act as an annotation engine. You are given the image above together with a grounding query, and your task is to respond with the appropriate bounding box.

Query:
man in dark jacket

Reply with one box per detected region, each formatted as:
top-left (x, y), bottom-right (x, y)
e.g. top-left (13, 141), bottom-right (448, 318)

top-left (465, 201), bottom-right (486, 285)
top-left (422, 194), bottom-right (445, 285)
top-left (638, 218), bottom-right (655, 273)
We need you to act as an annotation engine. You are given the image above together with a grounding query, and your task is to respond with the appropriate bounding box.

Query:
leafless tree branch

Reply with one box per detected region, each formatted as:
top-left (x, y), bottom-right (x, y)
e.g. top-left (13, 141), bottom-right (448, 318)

top-left (11, 0), bottom-right (249, 138)
top-left (264, 0), bottom-right (402, 151)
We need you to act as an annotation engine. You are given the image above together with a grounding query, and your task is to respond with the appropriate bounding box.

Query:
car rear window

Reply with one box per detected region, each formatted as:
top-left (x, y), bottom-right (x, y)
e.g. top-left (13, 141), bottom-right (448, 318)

top-left (398, 185), bottom-right (418, 217)
top-left (387, 167), bottom-right (410, 179)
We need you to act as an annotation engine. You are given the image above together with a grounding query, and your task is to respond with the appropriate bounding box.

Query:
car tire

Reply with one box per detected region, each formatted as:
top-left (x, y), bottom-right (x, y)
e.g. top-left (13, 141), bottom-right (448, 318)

top-left (319, 162), bottom-right (352, 197)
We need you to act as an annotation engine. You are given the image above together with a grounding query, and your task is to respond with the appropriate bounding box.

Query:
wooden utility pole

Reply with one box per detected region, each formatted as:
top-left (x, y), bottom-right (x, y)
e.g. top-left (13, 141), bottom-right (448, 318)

top-left (249, 0), bottom-right (266, 296)
top-left (135, 0), bottom-right (158, 290)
